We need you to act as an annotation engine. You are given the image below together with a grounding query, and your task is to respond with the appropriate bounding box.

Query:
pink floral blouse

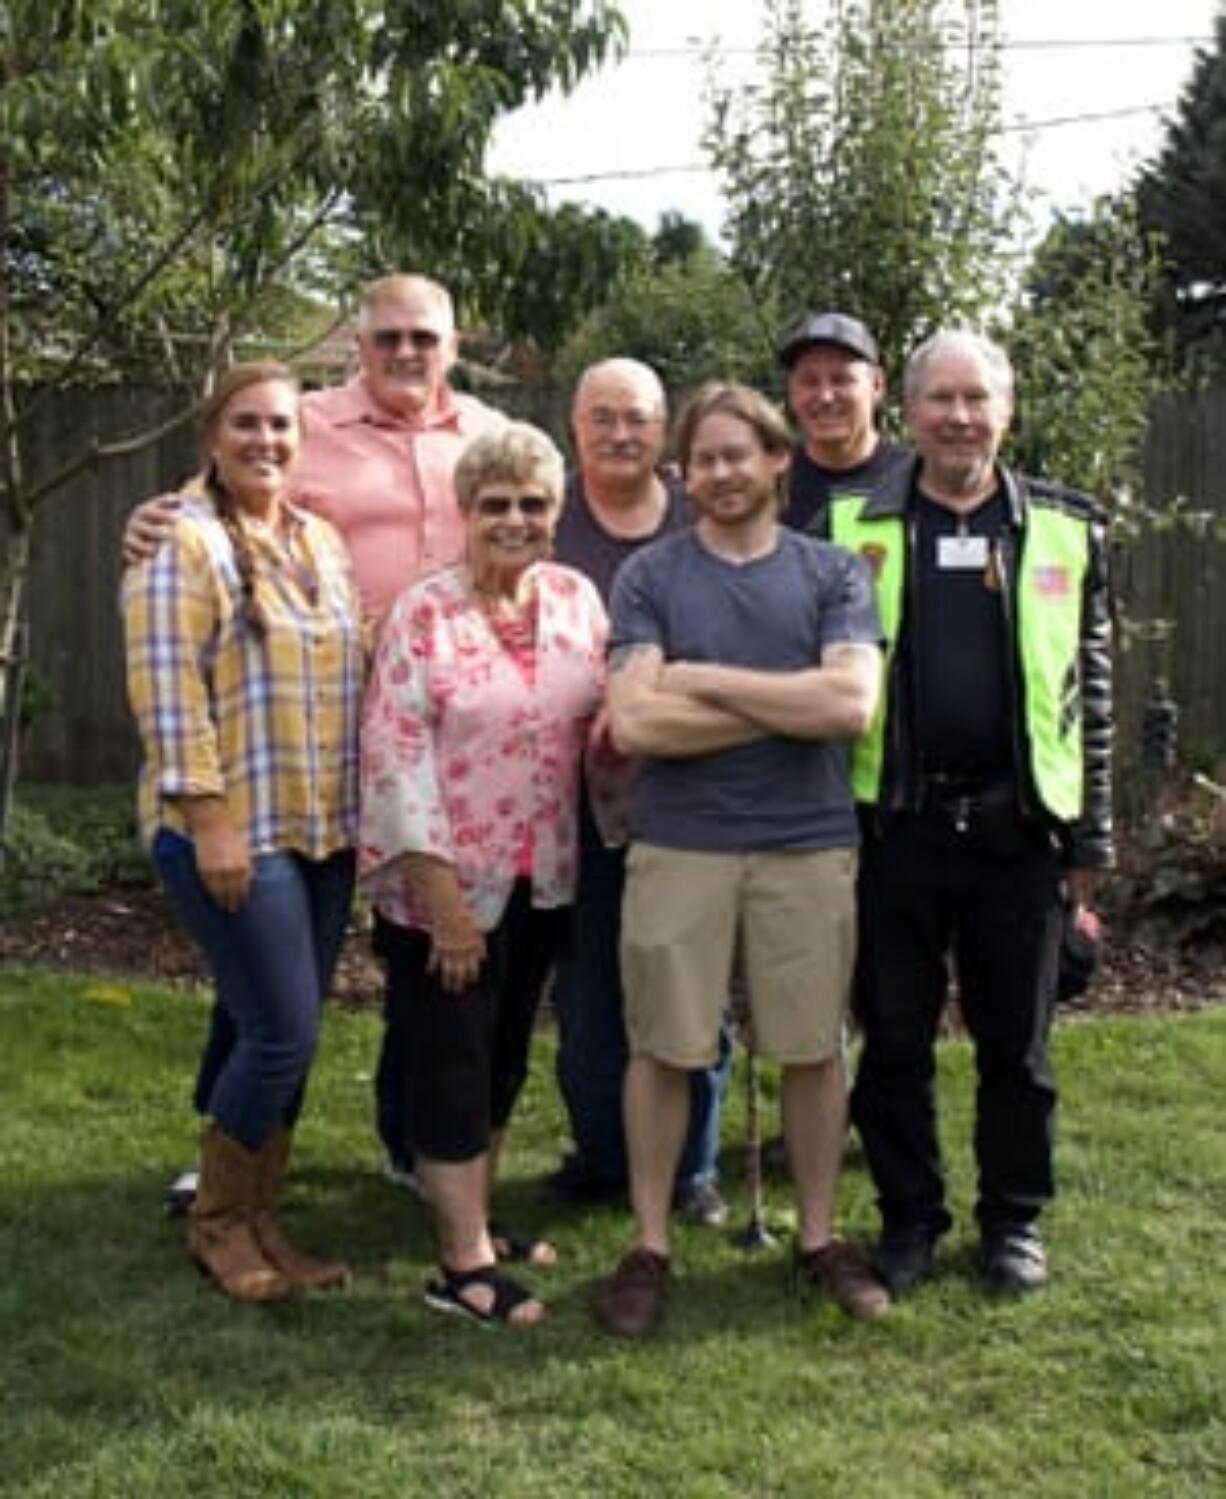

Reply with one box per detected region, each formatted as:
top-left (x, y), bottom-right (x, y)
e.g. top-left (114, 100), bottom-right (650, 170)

top-left (359, 563), bottom-right (608, 932)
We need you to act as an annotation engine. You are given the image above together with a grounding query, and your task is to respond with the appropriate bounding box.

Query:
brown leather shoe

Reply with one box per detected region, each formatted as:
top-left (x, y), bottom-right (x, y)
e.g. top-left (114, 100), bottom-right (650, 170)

top-left (594, 1248), bottom-right (670, 1338)
top-left (796, 1238), bottom-right (890, 1321)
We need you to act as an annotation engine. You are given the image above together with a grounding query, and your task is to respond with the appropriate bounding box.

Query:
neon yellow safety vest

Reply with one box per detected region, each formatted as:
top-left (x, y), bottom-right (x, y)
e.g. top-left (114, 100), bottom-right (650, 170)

top-left (829, 495), bottom-right (1089, 820)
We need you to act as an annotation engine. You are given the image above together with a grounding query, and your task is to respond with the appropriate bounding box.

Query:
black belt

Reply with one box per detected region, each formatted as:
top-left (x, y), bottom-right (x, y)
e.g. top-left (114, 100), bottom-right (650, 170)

top-left (919, 773), bottom-right (1017, 833)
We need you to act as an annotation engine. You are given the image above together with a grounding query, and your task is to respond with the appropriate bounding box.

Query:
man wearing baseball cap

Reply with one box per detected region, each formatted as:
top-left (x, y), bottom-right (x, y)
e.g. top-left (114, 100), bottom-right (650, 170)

top-left (777, 311), bottom-right (907, 535)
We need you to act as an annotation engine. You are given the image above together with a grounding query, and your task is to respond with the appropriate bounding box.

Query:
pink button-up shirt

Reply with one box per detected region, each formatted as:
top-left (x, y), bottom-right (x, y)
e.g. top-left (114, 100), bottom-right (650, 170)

top-left (359, 563), bottom-right (608, 932)
top-left (294, 377), bottom-right (503, 620)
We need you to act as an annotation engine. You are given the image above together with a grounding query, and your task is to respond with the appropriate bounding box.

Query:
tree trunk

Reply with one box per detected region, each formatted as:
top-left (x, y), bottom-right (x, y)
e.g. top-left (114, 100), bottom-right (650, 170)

top-left (0, 528), bottom-right (30, 846)
top-left (0, 105), bottom-right (27, 847)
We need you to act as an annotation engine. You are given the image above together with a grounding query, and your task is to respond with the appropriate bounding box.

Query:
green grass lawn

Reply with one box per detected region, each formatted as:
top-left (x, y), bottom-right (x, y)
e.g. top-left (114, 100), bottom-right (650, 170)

top-left (1, 968), bottom-right (1222, 1498)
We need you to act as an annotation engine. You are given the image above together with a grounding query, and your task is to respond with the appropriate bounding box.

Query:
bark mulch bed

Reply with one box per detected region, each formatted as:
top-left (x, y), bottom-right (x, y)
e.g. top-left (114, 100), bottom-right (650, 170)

top-left (1, 885), bottom-right (1222, 1018)
top-left (0, 887), bottom-right (383, 1006)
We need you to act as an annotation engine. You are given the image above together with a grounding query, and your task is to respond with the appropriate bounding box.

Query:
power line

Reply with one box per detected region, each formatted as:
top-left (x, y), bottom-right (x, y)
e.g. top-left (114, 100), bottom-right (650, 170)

top-left (528, 103), bottom-right (1174, 189)
top-left (535, 164), bottom-right (708, 186)
top-left (993, 34), bottom-right (1212, 51)
top-left (1000, 103), bottom-right (1170, 134)
top-left (625, 34), bottom-right (1214, 59)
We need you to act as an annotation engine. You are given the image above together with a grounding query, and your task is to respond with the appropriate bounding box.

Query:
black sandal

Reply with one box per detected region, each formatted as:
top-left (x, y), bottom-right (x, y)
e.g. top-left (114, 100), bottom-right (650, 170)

top-left (423, 1263), bottom-right (543, 1326)
top-left (489, 1220), bottom-right (558, 1267)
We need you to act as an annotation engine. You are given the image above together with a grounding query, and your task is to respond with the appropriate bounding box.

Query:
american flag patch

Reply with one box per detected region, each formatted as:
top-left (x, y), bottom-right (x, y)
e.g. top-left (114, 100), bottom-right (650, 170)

top-left (1033, 565), bottom-right (1070, 599)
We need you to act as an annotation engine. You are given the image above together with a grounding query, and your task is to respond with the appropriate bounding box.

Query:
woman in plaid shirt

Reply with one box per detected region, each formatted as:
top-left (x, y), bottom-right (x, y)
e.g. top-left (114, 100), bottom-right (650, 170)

top-left (124, 362), bottom-right (363, 1303)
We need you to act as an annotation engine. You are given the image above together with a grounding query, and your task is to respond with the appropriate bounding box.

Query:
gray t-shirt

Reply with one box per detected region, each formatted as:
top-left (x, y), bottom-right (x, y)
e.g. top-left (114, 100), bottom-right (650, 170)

top-left (553, 472), bottom-right (692, 606)
top-left (611, 526), bottom-right (881, 852)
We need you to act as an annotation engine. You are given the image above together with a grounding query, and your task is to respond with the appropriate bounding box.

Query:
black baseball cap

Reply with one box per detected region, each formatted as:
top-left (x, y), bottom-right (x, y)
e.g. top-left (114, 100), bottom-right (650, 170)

top-left (777, 312), bottom-right (880, 368)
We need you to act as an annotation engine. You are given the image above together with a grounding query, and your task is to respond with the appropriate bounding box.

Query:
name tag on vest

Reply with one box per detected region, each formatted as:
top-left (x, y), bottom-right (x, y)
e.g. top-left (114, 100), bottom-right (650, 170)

top-left (937, 534), bottom-right (989, 570)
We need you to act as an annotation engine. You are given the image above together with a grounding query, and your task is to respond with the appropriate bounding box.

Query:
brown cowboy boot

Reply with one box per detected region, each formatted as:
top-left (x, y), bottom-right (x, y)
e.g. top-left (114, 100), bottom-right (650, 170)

top-left (188, 1123), bottom-right (295, 1303)
top-left (251, 1126), bottom-right (351, 1291)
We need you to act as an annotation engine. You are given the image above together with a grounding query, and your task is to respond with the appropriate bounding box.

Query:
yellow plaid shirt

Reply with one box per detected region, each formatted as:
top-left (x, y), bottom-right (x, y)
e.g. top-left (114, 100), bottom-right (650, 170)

top-left (123, 496), bottom-right (363, 857)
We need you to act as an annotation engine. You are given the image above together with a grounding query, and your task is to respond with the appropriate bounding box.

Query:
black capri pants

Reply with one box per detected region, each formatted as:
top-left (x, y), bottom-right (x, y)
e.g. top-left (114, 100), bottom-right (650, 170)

top-left (379, 880), bottom-right (569, 1163)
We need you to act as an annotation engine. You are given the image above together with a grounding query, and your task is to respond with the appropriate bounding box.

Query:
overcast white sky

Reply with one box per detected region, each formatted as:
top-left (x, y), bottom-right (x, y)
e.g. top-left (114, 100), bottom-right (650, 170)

top-left (488, 0), bottom-right (1221, 242)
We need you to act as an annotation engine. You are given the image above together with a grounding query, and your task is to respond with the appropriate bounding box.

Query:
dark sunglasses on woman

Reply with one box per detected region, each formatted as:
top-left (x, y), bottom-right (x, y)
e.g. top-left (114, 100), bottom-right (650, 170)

top-left (475, 494), bottom-right (552, 519)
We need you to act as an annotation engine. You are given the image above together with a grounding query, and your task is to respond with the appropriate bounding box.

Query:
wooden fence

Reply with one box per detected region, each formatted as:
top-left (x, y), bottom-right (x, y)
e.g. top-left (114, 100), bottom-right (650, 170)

top-left (1119, 389), bottom-right (1226, 769)
top-left (14, 384), bottom-right (1226, 785)
top-left (20, 387), bottom-right (198, 784)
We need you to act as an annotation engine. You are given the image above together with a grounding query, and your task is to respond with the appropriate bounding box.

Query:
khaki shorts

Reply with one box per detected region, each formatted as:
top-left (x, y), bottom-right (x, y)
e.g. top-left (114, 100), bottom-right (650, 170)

top-left (620, 843), bottom-right (858, 1067)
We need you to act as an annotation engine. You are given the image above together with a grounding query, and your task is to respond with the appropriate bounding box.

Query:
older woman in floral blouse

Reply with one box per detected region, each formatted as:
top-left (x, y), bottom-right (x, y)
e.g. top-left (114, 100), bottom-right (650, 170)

top-left (360, 422), bottom-right (606, 1326)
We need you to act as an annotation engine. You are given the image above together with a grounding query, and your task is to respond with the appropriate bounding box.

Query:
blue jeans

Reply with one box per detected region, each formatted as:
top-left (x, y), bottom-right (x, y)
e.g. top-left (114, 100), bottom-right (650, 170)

top-left (553, 836), bottom-right (730, 1189)
top-left (194, 1001), bottom-right (236, 1115)
top-left (154, 830), bottom-right (355, 1149)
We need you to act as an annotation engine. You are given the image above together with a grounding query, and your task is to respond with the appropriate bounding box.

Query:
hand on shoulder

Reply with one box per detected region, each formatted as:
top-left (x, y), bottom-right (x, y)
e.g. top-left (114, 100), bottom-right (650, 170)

top-left (122, 492), bottom-right (187, 567)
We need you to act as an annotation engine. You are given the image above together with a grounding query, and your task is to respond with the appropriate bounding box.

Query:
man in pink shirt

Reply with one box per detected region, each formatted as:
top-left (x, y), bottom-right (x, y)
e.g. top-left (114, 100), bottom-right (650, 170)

top-left (126, 272), bottom-right (503, 620)
top-left (126, 272), bottom-right (503, 1202)
top-left (296, 273), bottom-right (503, 619)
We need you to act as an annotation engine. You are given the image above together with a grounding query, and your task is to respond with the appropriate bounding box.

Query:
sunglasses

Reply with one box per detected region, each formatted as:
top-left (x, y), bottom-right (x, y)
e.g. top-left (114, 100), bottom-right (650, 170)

top-left (474, 494), bottom-right (553, 519)
top-left (369, 328), bottom-right (442, 353)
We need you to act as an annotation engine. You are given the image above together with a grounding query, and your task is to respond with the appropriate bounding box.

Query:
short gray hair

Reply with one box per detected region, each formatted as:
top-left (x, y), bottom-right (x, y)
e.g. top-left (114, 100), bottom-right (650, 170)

top-left (357, 274), bottom-right (455, 333)
top-left (904, 329), bottom-right (1014, 404)
top-left (454, 422), bottom-right (565, 512)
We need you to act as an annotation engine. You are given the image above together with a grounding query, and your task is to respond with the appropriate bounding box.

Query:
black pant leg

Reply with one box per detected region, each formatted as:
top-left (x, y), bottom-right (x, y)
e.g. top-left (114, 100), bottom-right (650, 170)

top-left (851, 822), bottom-right (957, 1238)
top-left (383, 919), bottom-right (495, 1164)
top-left (374, 911), bottom-right (415, 1167)
top-left (954, 842), bottom-right (1062, 1234)
top-left (489, 882), bottom-right (569, 1132)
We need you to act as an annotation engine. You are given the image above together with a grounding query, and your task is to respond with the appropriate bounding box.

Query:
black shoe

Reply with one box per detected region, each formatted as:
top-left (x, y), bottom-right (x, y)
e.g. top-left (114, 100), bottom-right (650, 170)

top-left (980, 1226), bottom-right (1048, 1293)
top-left (870, 1228), bottom-right (940, 1298)
top-left (164, 1168), bottom-right (198, 1218)
top-left (543, 1153), bottom-right (625, 1205)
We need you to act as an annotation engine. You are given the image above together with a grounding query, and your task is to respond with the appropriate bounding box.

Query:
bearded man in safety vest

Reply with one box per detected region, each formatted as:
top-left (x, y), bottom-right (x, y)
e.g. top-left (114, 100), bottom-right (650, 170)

top-left (835, 329), bottom-right (1114, 1299)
